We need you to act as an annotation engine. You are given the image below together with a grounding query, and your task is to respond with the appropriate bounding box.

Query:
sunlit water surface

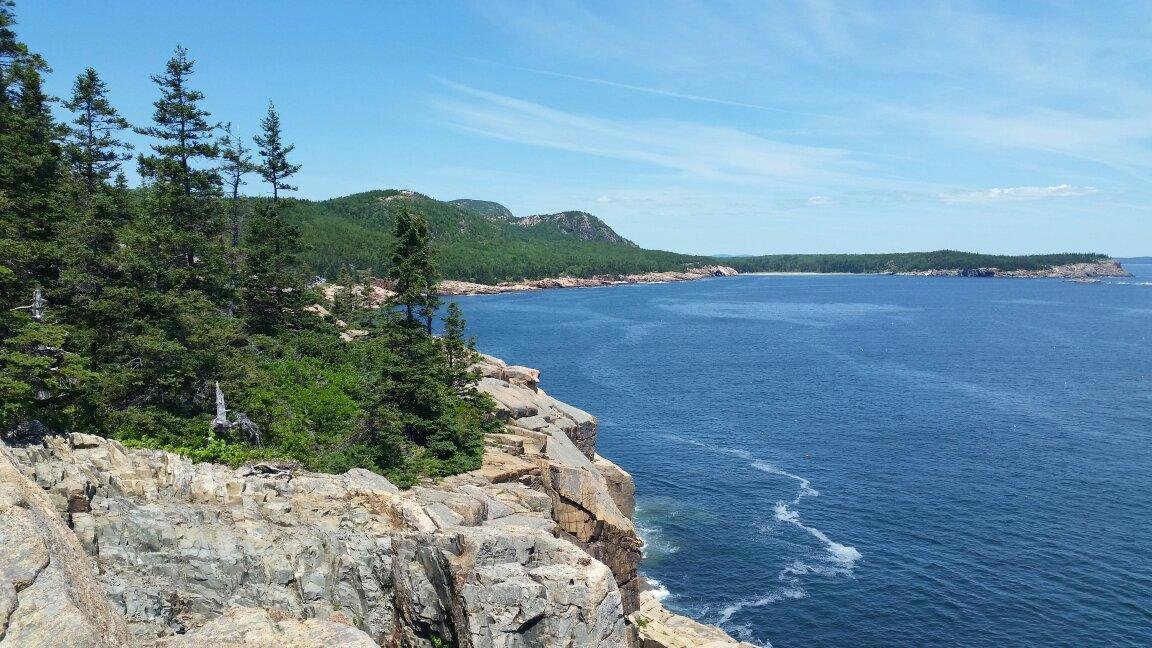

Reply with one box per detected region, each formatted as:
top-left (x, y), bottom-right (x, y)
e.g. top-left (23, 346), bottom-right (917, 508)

top-left (452, 266), bottom-right (1152, 647)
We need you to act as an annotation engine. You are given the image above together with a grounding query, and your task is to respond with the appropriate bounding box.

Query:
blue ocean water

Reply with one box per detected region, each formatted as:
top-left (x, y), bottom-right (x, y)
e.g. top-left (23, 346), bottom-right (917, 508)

top-left (452, 265), bottom-right (1152, 647)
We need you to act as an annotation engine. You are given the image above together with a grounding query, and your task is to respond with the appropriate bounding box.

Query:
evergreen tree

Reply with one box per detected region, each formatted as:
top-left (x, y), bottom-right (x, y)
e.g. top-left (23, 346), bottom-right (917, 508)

top-left (241, 106), bottom-right (305, 333)
top-left (62, 67), bottom-right (131, 195)
top-left (135, 45), bottom-right (226, 288)
top-left (137, 45), bottom-right (218, 197)
top-left (441, 301), bottom-right (477, 391)
top-left (241, 202), bottom-right (304, 333)
top-left (0, 1), bottom-right (88, 437)
top-left (219, 122), bottom-right (253, 248)
top-left (95, 44), bottom-right (238, 444)
top-left (387, 206), bottom-right (440, 332)
top-left (331, 264), bottom-right (355, 319)
top-left (253, 101), bottom-right (300, 202)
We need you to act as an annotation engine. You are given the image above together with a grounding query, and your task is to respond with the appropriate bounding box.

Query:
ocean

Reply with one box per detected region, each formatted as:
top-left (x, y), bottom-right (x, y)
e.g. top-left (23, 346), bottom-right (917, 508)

top-left (452, 264), bottom-right (1152, 647)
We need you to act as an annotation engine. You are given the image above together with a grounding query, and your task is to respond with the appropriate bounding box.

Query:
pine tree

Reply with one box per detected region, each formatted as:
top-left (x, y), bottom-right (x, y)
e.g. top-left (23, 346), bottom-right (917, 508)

top-left (62, 67), bottom-right (131, 195)
top-left (331, 264), bottom-right (355, 319)
top-left (0, 1), bottom-right (89, 437)
top-left (241, 202), bottom-right (304, 333)
top-left (253, 102), bottom-right (300, 202)
top-left (441, 301), bottom-right (477, 391)
top-left (219, 122), bottom-right (253, 248)
top-left (134, 45), bottom-right (226, 292)
top-left (240, 104), bottom-right (305, 332)
top-left (136, 45), bottom-right (218, 197)
top-left (387, 206), bottom-right (440, 331)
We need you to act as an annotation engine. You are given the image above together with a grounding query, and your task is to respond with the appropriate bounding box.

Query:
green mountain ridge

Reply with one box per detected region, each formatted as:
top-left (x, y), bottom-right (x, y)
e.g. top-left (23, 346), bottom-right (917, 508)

top-left (449, 199), bottom-right (637, 247)
top-left (285, 190), bottom-right (705, 283)
top-left (284, 189), bottom-right (1112, 283)
top-left (448, 199), bottom-right (515, 221)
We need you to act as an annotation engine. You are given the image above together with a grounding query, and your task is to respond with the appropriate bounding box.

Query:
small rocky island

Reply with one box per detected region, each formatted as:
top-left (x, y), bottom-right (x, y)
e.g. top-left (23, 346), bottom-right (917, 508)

top-left (0, 355), bottom-right (751, 648)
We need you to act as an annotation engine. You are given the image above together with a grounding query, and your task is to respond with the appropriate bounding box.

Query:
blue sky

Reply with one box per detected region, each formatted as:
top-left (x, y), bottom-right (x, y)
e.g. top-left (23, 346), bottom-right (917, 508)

top-left (16, 1), bottom-right (1152, 256)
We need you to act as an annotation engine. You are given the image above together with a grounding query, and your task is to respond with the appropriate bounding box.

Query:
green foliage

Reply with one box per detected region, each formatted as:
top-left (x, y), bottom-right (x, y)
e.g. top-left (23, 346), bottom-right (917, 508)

top-left (253, 101), bottom-right (300, 202)
top-left (284, 192), bottom-right (1110, 284)
top-left (218, 123), bottom-right (254, 247)
top-left (0, 9), bottom-right (493, 487)
top-left (282, 191), bottom-right (712, 283)
top-left (387, 206), bottom-right (440, 330)
top-left (240, 201), bottom-right (305, 333)
top-left (721, 250), bottom-right (1109, 274)
top-left (62, 67), bottom-right (132, 194)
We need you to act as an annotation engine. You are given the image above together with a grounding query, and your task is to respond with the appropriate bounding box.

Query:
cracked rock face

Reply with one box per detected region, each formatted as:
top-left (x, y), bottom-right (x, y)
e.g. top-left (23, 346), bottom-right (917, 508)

top-left (8, 433), bottom-right (626, 646)
top-left (3, 354), bottom-right (748, 647)
top-left (0, 442), bottom-right (131, 647)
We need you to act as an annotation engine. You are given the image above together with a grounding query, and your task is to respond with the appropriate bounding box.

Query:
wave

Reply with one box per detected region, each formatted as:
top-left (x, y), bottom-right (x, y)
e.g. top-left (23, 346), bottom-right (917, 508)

top-left (717, 587), bottom-right (807, 625)
top-left (658, 434), bottom-right (863, 636)
top-left (645, 577), bottom-right (672, 601)
top-left (636, 521), bottom-right (680, 559)
top-left (752, 461), bottom-right (819, 503)
top-left (773, 503), bottom-right (861, 568)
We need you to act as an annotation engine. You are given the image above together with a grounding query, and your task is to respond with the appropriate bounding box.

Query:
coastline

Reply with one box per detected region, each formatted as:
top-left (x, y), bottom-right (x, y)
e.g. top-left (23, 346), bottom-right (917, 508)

top-left (435, 258), bottom-right (1131, 296)
top-left (0, 354), bottom-right (751, 648)
top-left (739, 259), bottom-right (1131, 280)
top-left (439, 265), bottom-right (739, 296)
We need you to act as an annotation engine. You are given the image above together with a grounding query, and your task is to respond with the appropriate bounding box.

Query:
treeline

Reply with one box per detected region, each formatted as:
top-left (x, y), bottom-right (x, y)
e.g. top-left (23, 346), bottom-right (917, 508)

top-left (721, 251), bottom-right (1108, 274)
top-left (0, 2), bottom-right (495, 484)
top-left (282, 191), bottom-right (712, 283)
top-left (283, 191), bottom-right (1112, 283)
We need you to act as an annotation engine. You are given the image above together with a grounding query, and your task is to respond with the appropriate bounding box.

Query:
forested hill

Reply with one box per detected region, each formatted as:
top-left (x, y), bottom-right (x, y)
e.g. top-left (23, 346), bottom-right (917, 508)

top-left (720, 251), bottom-right (1110, 274)
top-left (285, 191), bottom-right (1115, 283)
top-left (283, 190), bottom-right (705, 283)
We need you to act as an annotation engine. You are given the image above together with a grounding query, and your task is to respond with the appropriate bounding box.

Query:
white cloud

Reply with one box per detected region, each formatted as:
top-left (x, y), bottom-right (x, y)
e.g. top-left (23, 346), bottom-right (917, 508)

top-left (938, 184), bottom-right (1098, 204)
top-left (807, 195), bottom-right (835, 205)
top-left (434, 81), bottom-right (855, 185)
top-left (595, 195), bottom-right (613, 203)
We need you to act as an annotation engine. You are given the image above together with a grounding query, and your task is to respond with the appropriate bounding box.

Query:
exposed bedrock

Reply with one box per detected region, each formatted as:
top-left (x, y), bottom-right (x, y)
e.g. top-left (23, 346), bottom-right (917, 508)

top-left (3, 353), bottom-right (747, 647)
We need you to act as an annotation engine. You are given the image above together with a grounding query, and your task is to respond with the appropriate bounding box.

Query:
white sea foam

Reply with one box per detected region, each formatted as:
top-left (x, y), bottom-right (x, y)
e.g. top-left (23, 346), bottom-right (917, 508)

top-left (774, 503), bottom-right (862, 568)
top-left (645, 577), bottom-right (672, 601)
top-left (636, 522), bottom-right (679, 559)
top-left (752, 461), bottom-right (819, 502)
top-left (773, 502), bottom-right (801, 524)
top-left (716, 587), bottom-right (807, 625)
top-left (782, 560), bottom-right (848, 578)
top-left (728, 623), bottom-right (773, 648)
top-left (659, 433), bottom-right (861, 628)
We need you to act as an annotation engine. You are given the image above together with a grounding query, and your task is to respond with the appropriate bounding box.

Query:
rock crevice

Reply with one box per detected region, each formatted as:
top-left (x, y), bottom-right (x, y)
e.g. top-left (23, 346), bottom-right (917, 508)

top-left (2, 354), bottom-right (747, 648)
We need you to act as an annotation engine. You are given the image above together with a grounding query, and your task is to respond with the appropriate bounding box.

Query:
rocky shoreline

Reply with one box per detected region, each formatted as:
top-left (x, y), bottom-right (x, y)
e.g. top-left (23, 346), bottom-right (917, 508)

top-left (439, 266), bottom-right (739, 296)
top-left (0, 355), bottom-right (751, 648)
top-left (893, 258), bottom-right (1130, 279)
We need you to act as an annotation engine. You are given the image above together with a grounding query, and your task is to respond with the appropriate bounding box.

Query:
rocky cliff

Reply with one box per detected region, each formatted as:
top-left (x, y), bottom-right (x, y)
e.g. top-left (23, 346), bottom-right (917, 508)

top-left (1, 356), bottom-right (750, 648)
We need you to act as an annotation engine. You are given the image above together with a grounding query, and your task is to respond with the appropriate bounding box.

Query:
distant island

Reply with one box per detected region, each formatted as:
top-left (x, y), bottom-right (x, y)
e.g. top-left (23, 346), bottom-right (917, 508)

top-left (283, 189), bottom-right (1129, 285)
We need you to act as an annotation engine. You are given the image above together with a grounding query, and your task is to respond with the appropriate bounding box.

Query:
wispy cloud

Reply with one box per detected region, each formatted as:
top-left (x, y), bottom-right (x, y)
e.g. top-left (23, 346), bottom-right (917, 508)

top-left (938, 184), bottom-right (1098, 204)
top-left (433, 80), bottom-right (855, 184)
top-left (807, 195), bottom-right (835, 206)
top-left (457, 56), bottom-right (840, 119)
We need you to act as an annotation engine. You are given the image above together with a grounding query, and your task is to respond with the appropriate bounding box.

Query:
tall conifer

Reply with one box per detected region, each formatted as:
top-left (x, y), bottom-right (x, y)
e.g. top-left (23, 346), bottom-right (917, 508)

top-left (0, 1), bottom-right (88, 437)
top-left (219, 122), bottom-right (253, 248)
top-left (253, 102), bottom-right (300, 202)
top-left (63, 67), bottom-right (131, 195)
top-left (387, 207), bottom-right (439, 331)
